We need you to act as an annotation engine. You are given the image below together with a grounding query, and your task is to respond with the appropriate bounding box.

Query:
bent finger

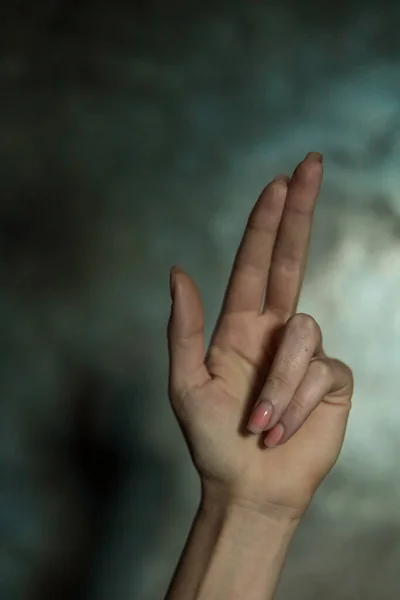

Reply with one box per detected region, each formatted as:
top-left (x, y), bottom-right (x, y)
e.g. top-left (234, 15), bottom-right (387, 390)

top-left (264, 357), bottom-right (352, 448)
top-left (247, 313), bottom-right (322, 434)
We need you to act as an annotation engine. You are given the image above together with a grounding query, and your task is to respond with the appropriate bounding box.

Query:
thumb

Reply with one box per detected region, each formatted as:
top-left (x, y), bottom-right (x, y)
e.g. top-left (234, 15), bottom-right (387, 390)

top-left (168, 266), bottom-right (210, 398)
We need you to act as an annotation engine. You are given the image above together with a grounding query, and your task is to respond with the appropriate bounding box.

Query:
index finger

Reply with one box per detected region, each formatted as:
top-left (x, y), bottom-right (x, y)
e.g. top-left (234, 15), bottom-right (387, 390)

top-left (263, 153), bottom-right (323, 319)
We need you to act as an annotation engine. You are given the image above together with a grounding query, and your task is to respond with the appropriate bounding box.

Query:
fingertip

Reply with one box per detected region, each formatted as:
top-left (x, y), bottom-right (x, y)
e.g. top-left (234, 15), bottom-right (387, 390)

top-left (170, 264), bottom-right (183, 280)
top-left (247, 401), bottom-right (274, 434)
top-left (273, 173), bottom-right (290, 184)
top-left (264, 423), bottom-right (285, 448)
top-left (305, 152), bottom-right (323, 164)
top-left (170, 266), bottom-right (177, 299)
top-left (292, 152), bottom-right (324, 186)
top-left (170, 265), bottom-right (186, 298)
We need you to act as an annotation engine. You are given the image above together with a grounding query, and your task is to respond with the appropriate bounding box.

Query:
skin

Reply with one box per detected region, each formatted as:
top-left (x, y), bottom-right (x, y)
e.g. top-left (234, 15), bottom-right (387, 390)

top-left (166, 152), bottom-right (354, 600)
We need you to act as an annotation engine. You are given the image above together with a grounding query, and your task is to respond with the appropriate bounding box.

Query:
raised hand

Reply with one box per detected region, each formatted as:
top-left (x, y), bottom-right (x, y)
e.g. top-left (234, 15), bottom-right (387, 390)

top-left (167, 152), bottom-right (353, 519)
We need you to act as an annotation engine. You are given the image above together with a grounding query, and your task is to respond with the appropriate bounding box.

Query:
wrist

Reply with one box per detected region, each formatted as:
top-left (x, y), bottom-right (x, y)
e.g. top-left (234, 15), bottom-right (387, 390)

top-left (200, 479), bottom-right (303, 532)
top-left (192, 482), bottom-right (299, 600)
top-left (166, 480), bottom-right (300, 600)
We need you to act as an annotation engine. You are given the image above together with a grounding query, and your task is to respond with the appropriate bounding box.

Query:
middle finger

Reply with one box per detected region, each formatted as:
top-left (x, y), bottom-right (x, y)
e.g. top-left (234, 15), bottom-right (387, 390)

top-left (263, 153), bottom-right (323, 319)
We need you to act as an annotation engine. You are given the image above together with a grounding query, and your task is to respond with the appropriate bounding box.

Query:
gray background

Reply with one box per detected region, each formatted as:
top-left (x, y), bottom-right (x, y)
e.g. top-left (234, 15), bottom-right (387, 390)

top-left (1, 1), bottom-right (400, 598)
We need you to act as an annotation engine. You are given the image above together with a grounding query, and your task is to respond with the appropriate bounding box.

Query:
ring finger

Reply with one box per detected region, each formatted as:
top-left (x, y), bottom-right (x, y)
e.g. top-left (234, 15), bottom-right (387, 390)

top-left (247, 313), bottom-right (322, 434)
top-left (264, 357), bottom-right (334, 448)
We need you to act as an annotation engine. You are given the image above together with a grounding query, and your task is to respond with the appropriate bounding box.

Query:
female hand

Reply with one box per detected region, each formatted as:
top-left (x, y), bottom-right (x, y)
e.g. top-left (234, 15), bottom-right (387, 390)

top-left (167, 152), bottom-right (353, 520)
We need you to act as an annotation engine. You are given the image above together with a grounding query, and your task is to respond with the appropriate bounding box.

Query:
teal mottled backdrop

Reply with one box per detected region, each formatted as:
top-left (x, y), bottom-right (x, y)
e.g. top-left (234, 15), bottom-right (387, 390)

top-left (1, 2), bottom-right (400, 599)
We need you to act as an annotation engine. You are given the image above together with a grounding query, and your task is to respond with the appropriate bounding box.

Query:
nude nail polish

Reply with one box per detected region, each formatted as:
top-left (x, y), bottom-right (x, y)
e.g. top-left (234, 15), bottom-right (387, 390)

top-left (169, 267), bottom-right (176, 299)
top-left (247, 401), bottom-right (274, 434)
top-left (273, 174), bottom-right (289, 183)
top-left (264, 423), bottom-right (285, 448)
top-left (305, 152), bottom-right (323, 163)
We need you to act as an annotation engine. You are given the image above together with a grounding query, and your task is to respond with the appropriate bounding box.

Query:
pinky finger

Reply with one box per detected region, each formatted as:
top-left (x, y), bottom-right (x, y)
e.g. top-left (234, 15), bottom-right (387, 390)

top-left (264, 357), bottom-right (334, 448)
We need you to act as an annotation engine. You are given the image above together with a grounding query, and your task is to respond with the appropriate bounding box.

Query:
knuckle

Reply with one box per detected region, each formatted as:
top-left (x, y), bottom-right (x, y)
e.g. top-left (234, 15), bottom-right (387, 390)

top-left (289, 313), bottom-right (321, 342)
top-left (288, 393), bottom-right (308, 417)
top-left (267, 371), bottom-right (291, 392)
top-left (333, 358), bottom-right (355, 394)
top-left (311, 358), bottom-right (332, 382)
top-left (347, 367), bottom-right (355, 392)
top-left (339, 360), bottom-right (354, 386)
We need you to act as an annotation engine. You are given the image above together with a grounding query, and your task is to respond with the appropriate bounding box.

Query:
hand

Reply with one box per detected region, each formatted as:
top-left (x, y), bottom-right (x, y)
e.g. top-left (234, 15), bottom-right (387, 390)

top-left (167, 152), bottom-right (353, 520)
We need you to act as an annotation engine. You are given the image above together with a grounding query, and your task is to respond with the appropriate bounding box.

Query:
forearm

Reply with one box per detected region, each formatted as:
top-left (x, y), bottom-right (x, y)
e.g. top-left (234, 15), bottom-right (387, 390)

top-left (166, 486), bottom-right (299, 600)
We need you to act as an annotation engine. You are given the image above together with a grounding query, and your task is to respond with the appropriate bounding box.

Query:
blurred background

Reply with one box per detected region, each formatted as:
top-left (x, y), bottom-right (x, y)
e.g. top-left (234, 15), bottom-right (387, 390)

top-left (1, 0), bottom-right (400, 598)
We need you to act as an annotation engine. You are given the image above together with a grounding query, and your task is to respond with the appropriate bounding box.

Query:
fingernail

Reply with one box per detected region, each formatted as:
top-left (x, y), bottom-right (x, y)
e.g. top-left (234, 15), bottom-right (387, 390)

top-left (170, 265), bottom-right (179, 299)
top-left (247, 401), bottom-right (274, 434)
top-left (305, 152), bottom-right (323, 163)
top-left (273, 174), bottom-right (289, 183)
top-left (264, 423), bottom-right (285, 448)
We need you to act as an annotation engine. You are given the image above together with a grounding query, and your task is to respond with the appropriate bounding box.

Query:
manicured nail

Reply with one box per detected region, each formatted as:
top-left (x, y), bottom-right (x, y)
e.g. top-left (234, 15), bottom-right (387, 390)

top-left (247, 401), bottom-right (274, 434)
top-left (273, 174), bottom-right (289, 183)
top-left (305, 152), bottom-right (323, 163)
top-left (264, 423), bottom-right (285, 448)
top-left (170, 265), bottom-right (179, 299)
